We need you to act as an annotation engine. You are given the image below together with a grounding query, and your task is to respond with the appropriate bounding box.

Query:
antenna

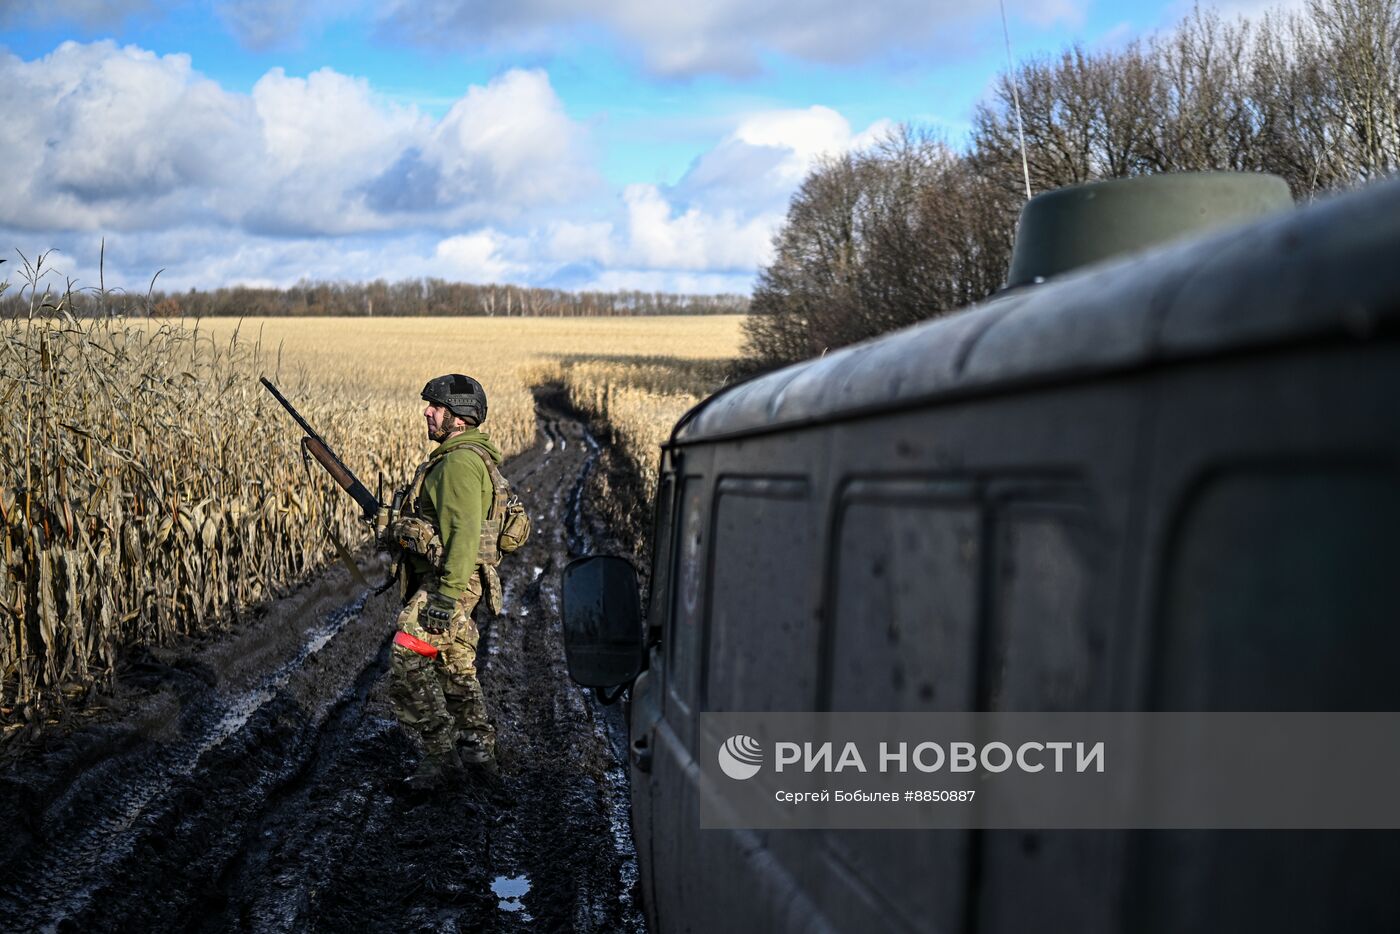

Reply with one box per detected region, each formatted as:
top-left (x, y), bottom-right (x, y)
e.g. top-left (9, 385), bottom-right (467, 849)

top-left (998, 0), bottom-right (1033, 201)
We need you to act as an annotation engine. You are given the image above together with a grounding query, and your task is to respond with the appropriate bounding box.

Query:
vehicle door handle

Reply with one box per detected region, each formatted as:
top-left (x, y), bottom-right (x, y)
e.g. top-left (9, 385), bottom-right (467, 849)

top-left (631, 732), bottom-right (653, 773)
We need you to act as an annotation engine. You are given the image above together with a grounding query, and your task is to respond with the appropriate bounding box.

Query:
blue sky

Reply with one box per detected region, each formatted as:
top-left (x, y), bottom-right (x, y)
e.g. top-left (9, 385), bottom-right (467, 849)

top-left (0, 0), bottom-right (1277, 295)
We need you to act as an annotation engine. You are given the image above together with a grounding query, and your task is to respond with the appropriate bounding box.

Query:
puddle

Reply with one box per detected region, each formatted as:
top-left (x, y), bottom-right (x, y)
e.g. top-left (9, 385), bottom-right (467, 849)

top-left (491, 874), bottom-right (532, 914)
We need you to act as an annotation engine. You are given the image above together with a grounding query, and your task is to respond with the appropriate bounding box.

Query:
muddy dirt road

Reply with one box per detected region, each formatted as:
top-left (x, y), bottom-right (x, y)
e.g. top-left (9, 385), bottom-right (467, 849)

top-left (0, 394), bottom-right (646, 933)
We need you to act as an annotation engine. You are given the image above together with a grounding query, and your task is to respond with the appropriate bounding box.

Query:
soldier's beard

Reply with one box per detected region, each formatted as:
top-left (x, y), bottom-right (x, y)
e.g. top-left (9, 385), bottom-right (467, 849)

top-left (427, 414), bottom-right (464, 443)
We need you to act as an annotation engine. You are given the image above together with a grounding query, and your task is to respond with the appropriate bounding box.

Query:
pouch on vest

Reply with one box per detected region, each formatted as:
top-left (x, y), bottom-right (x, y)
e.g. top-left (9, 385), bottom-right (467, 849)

top-left (483, 564), bottom-right (504, 615)
top-left (386, 514), bottom-right (444, 567)
top-left (499, 495), bottom-right (531, 553)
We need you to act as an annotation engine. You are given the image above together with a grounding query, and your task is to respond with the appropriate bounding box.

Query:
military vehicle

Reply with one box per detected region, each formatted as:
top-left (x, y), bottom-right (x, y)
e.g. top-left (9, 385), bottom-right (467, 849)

top-left (562, 172), bottom-right (1400, 933)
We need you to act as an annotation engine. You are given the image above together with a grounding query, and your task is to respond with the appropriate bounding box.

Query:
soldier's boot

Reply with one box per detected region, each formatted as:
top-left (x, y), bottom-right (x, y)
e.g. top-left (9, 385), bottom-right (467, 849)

top-left (404, 745), bottom-right (464, 792)
top-left (458, 731), bottom-right (499, 778)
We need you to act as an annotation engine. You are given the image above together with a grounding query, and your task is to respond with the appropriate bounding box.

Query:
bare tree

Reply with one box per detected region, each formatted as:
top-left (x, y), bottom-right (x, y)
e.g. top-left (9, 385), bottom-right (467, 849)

top-left (743, 128), bottom-right (1016, 369)
top-left (1152, 7), bottom-right (1259, 172)
top-left (743, 152), bottom-right (869, 366)
top-left (745, 0), bottom-right (1400, 371)
top-left (1299, 0), bottom-right (1400, 186)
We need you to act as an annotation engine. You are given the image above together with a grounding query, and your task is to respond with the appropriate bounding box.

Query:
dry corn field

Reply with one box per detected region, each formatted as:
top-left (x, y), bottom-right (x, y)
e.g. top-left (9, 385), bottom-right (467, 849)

top-left (0, 310), bottom-right (743, 724)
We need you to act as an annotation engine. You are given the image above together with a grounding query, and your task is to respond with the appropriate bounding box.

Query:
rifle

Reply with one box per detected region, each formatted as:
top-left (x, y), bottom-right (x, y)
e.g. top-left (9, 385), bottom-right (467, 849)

top-left (259, 377), bottom-right (382, 524)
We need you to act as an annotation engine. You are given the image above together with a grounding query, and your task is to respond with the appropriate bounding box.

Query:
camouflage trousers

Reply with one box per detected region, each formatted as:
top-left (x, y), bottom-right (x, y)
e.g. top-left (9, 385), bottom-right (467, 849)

top-left (389, 568), bottom-right (495, 762)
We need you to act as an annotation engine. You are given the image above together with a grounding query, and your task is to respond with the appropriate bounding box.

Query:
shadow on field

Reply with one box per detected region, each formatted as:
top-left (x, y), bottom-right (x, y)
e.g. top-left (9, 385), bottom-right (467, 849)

top-left (548, 352), bottom-right (735, 397)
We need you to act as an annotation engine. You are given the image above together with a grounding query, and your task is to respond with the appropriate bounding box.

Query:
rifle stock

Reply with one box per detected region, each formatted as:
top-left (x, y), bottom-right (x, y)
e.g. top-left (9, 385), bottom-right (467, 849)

top-left (260, 377), bottom-right (381, 522)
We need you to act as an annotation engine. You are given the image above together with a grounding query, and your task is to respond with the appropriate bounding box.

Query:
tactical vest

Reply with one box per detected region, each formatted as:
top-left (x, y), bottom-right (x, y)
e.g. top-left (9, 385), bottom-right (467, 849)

top-left (394, 441), bottom-right (529, 569)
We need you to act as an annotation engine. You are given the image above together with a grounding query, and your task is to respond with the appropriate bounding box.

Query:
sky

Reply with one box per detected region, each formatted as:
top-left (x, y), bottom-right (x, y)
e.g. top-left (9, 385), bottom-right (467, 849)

top-left (0, 0), bottom-right (1277, 296)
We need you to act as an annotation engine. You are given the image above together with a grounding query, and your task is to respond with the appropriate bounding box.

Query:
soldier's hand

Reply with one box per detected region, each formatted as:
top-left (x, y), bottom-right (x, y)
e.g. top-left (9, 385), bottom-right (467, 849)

top-left (422, 591), bottom-right (455, 634)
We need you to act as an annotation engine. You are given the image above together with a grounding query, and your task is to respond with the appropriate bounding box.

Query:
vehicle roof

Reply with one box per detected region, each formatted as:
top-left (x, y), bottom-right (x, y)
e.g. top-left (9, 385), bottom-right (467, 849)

top-left (673, 177), bottom-right (1400, 446)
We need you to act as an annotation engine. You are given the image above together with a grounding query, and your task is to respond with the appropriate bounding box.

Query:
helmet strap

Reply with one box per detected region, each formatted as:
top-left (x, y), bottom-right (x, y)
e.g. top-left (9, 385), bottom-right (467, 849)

top-left (428, 410), bottom-right (467, 443)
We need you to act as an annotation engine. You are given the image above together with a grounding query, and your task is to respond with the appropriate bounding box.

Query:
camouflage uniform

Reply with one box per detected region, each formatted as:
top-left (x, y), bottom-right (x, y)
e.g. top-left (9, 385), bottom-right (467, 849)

top-left (390, 428), bottom-right (503, 764)
top-left (390, 568), bottom-right (493, 760)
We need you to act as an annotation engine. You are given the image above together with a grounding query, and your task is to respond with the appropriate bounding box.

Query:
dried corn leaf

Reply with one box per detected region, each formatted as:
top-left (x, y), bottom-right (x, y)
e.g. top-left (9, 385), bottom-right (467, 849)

top-left (36, 548), bottom-right (57, 674)
top-left (199, 516), bottom-right (218, 549)
top-left (152, 509), bottom-right (175, 541)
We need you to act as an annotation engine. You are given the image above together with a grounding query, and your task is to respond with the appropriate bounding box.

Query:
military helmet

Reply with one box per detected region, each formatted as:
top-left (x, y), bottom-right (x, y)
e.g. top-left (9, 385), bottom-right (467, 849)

top-left (422, 374), bottom-right (487, 424)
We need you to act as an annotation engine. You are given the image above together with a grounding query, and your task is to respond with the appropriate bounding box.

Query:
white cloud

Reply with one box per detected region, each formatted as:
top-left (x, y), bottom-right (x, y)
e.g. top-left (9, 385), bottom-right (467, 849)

top-left (0, 43), bottom-right (596, 238)
top-left (434, 230), bottom-right (528, 282)
top-left (619, 184), bottom-right (775, 270)
top-left (1, 227), bottom-right (449, 294)
top-left (730, 105), bottom-right (855, 156)
top-left (253, 68), bottom-right (419, 170)
top-left (418, 69), bottom-right (594, 215)
top-left (0, 43), bottom-right (255, 232)
top-left (673, 106), bottom-right (895, 213)
top-left (0, 42), bottom-right (894, 296)
top-left (544, 221), bottom-right (618, 266)
top-left (247, 66), bottom-right (430, 233)
top-left (505, 105), bottom-right (891, 289)
top-left (377, 0), bottom-right (1088, 77)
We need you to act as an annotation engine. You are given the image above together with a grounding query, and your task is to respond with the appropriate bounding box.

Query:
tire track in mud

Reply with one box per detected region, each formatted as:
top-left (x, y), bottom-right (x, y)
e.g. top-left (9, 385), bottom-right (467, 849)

top-left (565, 429), bottom-right (602, 558)
top-left (478, 392), bottom-right (642, 932)
top-left (0, 396), bottom-right (644, 934)
top-left (561, 420), bottom-right (641, 922)
top-left (0, 589), bottom-right (374, 930)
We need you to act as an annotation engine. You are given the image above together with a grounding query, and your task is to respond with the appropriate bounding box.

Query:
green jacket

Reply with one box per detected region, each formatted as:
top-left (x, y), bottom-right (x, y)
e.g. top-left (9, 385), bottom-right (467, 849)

top-left (412, 428), bottom-right (503, 601)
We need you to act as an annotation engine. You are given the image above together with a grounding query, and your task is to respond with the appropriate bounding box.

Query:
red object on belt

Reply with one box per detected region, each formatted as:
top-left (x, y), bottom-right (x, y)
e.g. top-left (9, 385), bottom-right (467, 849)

top-left (394, 630), bottom-right (440, 659)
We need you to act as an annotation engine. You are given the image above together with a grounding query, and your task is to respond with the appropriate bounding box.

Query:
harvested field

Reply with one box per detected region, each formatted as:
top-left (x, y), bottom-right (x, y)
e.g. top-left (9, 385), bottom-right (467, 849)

top-left (187, 314), bottom-right (744, 463)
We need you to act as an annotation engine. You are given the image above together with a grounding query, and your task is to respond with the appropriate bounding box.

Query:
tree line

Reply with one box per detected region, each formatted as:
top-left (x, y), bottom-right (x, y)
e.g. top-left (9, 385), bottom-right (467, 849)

top-left (0, 275), bottom-right (749, 319)
top-left (742, 0), bottom-right (1400, 369)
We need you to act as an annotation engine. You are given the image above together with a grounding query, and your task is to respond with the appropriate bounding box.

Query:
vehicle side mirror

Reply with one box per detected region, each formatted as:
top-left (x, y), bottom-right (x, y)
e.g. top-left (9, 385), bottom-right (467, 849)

top-left (561, 555), bottom-right (644, 688)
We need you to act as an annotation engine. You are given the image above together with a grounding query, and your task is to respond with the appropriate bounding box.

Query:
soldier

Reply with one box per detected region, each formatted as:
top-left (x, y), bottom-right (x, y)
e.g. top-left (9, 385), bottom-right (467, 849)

top-left (389, 374), bottom-right (506, 790)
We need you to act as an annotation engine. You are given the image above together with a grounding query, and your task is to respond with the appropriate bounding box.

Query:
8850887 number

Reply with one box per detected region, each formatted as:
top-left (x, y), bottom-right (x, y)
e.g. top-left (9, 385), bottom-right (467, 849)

top-left (909, 790), bottom-right (976, 803)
